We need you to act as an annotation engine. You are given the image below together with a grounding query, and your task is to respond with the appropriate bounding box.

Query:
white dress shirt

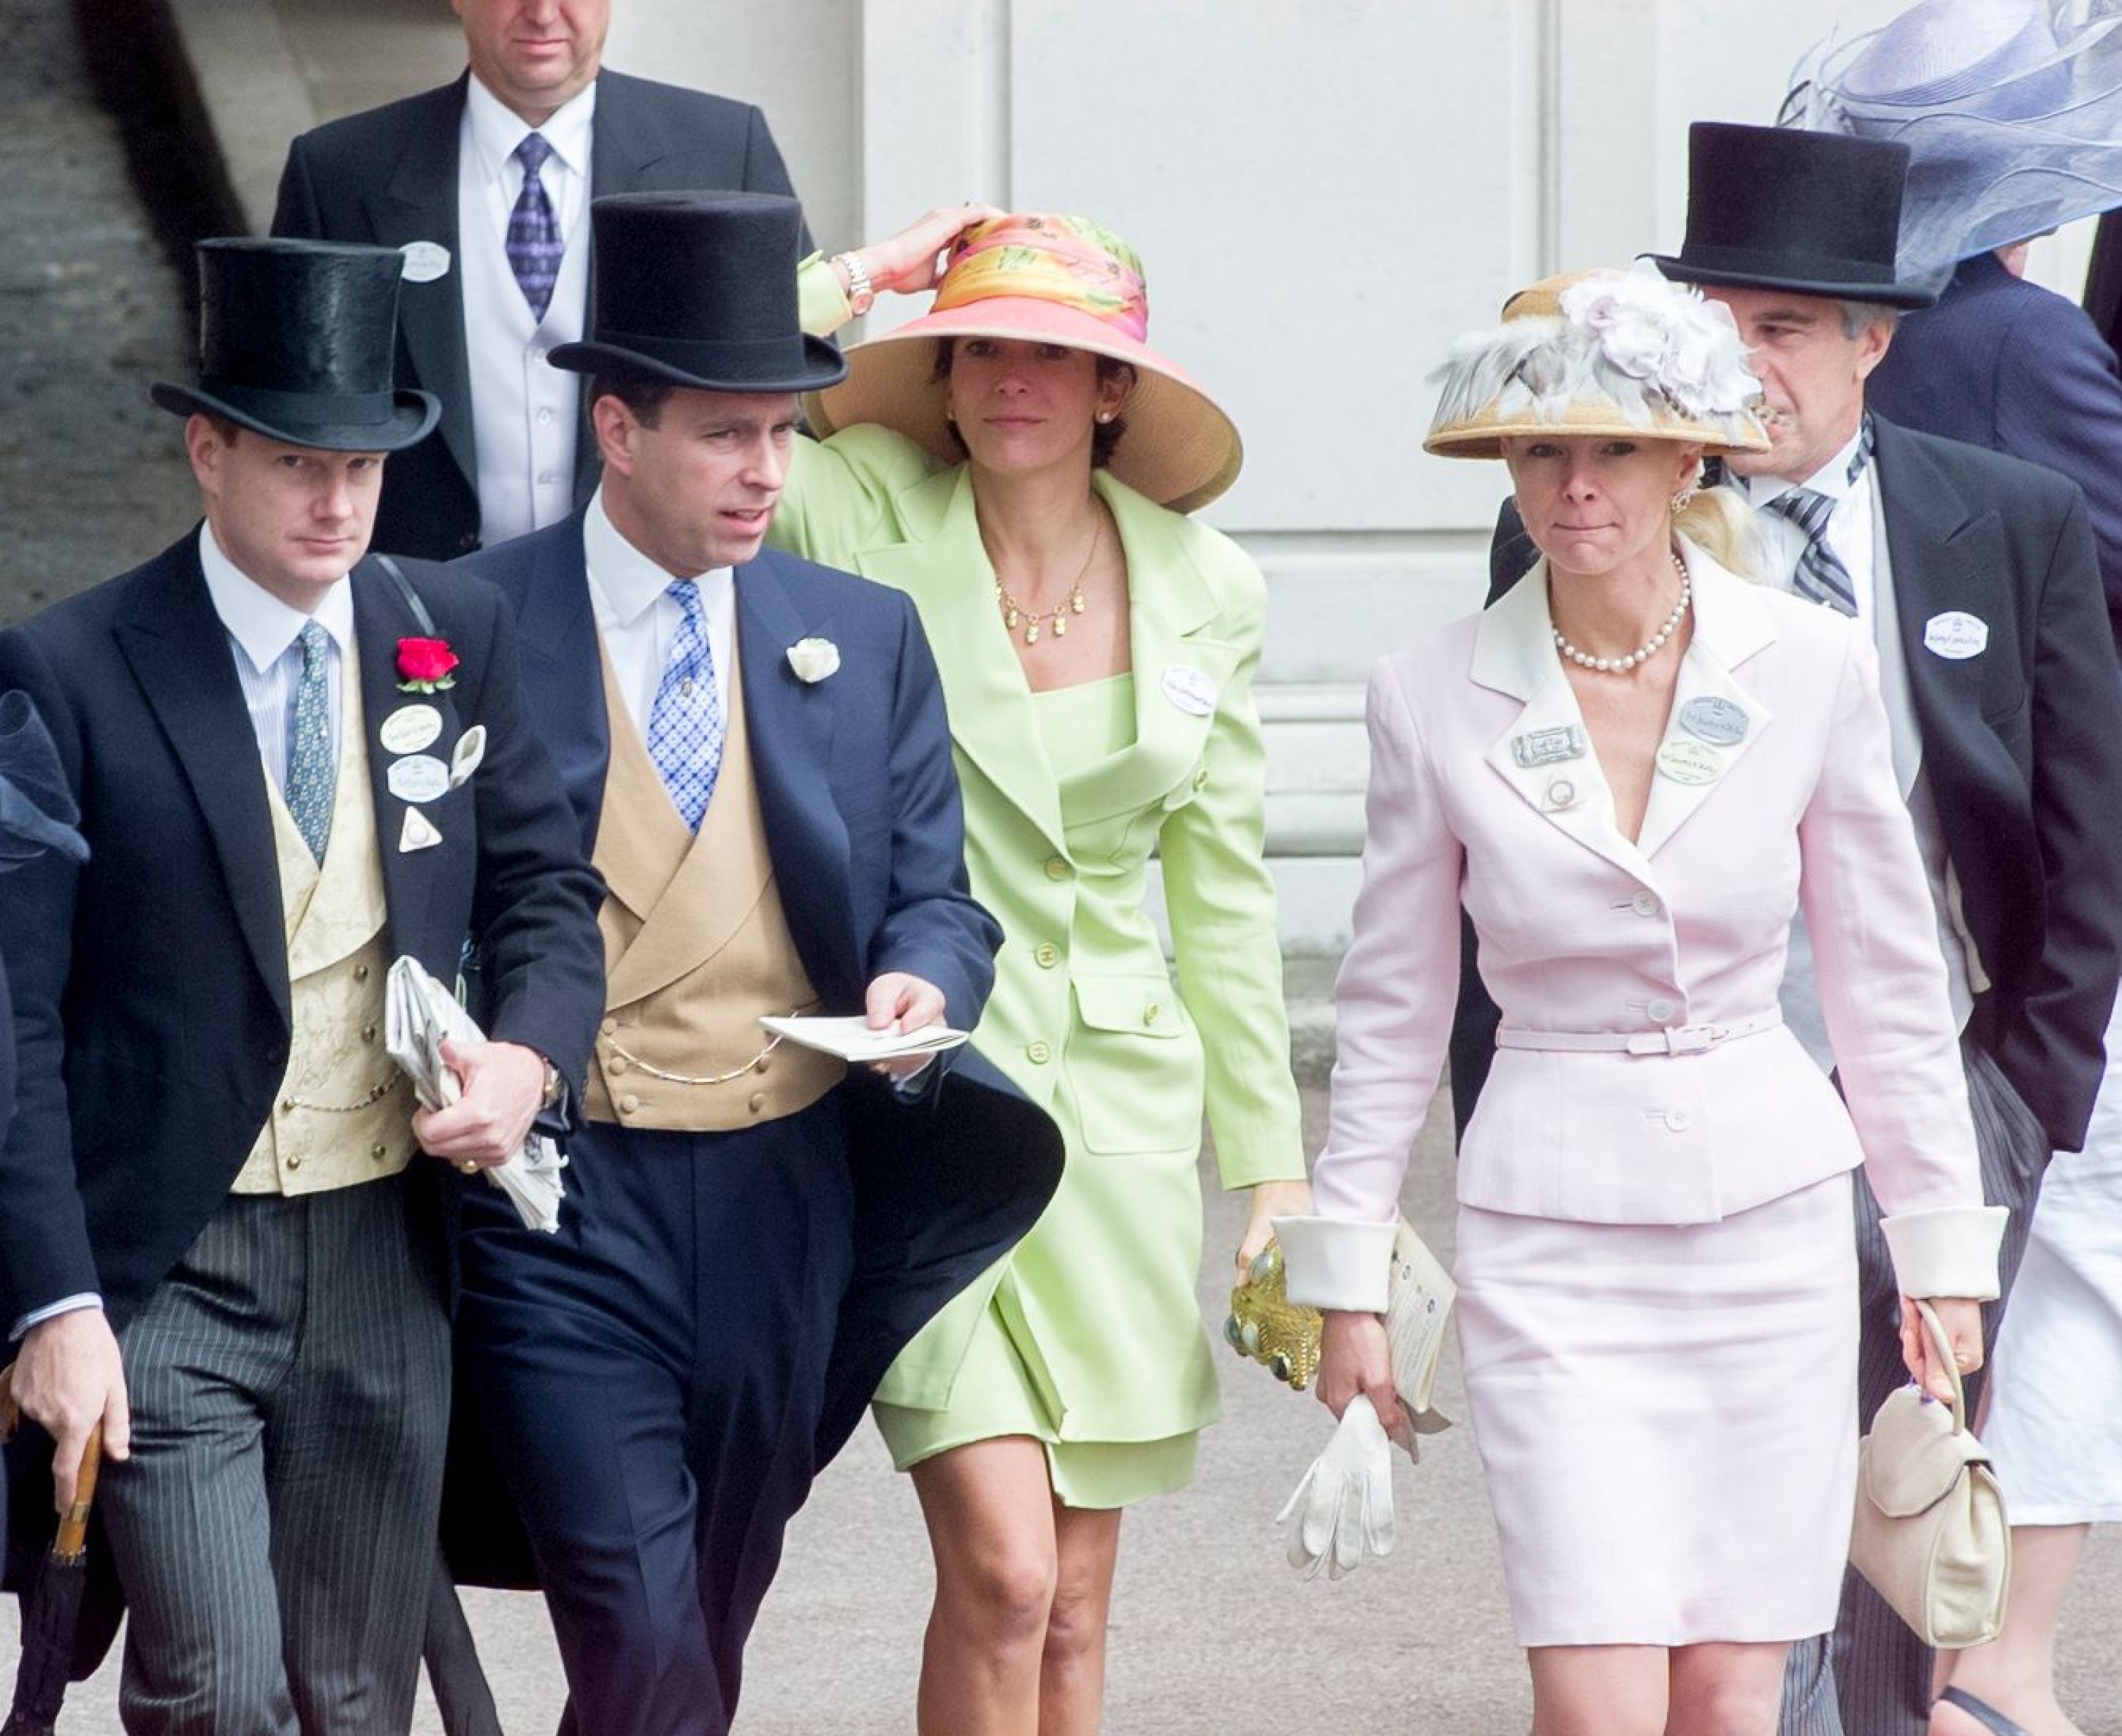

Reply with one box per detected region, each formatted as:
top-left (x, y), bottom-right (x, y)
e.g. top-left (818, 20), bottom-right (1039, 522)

top-left (460, 73), bottom-right (596, 547)
top-left (582, 486), bottom-right (735, 736)
top-left (10, 525), bottom-right (358, 1341)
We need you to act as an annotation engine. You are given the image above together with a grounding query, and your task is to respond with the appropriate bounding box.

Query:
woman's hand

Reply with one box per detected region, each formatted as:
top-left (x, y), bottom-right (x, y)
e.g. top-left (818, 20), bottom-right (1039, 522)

top-left (840, 203), bottom-right (1005, 300)
top-left (1316, 1309), bottom-right (1409, 1441)
top-left (1235, 1177), bottom-right (1311, 1281)
top-left (1899, 1295), bottom-right (1985, 1403)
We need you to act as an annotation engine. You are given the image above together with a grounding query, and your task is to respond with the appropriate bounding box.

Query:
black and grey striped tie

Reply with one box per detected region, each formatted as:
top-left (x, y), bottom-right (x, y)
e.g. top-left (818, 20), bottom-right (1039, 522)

top-left (1764, 420), bottom-right (1874, 618)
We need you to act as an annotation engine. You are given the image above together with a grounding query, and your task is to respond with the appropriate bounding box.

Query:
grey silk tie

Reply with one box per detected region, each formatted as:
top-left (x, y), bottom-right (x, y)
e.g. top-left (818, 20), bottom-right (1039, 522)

top-left (1763, 419), bottom-right (1876, 619)
top-left (285, 620), bottom-right (335, 861)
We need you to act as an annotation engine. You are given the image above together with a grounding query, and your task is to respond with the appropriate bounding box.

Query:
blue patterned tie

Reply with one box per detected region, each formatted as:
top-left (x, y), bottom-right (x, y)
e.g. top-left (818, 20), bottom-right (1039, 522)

top-left (285, 620), bottom-right (335, 862)
top-left (646, 580), bottom-right (724, 831)
top-left (1764, 419), bottom-right (1876, 619)
top-left (506, 134), bottom-right (563, 322)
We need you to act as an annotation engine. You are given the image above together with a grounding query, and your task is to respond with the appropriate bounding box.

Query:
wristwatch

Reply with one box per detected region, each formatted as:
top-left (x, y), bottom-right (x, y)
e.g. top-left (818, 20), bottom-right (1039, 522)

top-left (832, 250), bottom-right (875, 318)
top-left (538, 1059), bottom-right (565, 1112)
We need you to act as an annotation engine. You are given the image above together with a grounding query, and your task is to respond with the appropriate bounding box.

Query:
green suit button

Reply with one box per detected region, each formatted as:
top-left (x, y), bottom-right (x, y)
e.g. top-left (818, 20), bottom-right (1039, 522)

top-left (1034, 942), bottom-right (1059, 968)
top-left (1043, 856), bottom-right (1071, 881)
top-left (1026, 1040), bottom-right (1052, 1064)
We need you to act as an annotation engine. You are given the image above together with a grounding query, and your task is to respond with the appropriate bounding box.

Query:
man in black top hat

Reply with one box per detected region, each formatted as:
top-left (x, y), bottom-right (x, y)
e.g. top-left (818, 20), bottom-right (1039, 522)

top-left (446, 190), bottom-right (1059, 1735)
top-left (272, 0), bottom-right (808, 562)
top-left (0, 236), bottom-right (604, 1733)
top-left (1453, 121), bottom-right (2122, 1736)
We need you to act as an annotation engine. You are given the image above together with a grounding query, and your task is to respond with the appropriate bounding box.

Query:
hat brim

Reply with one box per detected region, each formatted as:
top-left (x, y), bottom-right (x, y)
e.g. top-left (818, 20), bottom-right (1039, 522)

top-left (1424, 400), bottom-right (1773, 462)
top-left (1645, 254), bottom-right (1939, 309)
top-left (149, 381), bottom-right (442, 453)
top-left (804, 298), bottom-right (1242, 514)
top-left (546, 335), bottom-right (848, 396)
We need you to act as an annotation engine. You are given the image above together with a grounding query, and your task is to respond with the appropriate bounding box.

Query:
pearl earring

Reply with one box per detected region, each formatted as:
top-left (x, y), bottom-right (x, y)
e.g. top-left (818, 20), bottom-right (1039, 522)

top-left (1096, 411), bottom-right (1114, 424)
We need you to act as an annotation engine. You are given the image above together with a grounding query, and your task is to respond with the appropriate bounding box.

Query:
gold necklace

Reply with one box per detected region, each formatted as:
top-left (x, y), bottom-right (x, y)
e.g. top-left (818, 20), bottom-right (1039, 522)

top-left (994, 513), bottom-right (1100, 646)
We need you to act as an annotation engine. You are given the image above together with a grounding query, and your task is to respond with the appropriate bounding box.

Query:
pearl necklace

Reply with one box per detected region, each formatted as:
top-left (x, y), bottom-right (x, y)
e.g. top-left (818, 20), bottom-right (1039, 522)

top-left (1552, 554), bottom-right (1692, 675)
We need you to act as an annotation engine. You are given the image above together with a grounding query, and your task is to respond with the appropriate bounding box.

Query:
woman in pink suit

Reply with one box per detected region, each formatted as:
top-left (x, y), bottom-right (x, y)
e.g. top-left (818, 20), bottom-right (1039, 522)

top-left (1277, 269), bottom-right (2006, 1736)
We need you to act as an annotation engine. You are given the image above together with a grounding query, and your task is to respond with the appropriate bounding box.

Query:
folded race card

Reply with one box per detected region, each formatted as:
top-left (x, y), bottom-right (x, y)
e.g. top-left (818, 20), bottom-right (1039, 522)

top-left (758, 1015), bottom-right (970, 1063)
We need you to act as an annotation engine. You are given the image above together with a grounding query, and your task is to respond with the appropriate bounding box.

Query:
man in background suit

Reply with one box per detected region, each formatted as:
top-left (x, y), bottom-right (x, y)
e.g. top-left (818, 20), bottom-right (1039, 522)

top-left (272, 0), bottom-right (804, 560)
top-left (1450, 124), bottom-right (2122, 1736)
top-left (0, 238), bottom-right (605, 1733)
top-left (450, 191), bottom-right (1060, 1736)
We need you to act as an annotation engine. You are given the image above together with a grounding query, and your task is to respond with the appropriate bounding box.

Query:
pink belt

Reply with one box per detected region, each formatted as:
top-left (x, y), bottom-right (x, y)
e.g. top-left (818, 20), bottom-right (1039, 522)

top-left (1494, 1008), bottom-right (1783, 1057)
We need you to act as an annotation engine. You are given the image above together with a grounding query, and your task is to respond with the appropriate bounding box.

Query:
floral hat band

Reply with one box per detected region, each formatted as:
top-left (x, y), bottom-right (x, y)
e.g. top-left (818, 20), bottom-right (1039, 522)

top-left (927, 215), bottom-right (1153, 343)
top-left (1424, 265), bottom-right (1771, 460)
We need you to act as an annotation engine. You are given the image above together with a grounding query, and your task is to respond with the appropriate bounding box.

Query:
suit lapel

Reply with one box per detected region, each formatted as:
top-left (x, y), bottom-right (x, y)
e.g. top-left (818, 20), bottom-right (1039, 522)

top-left (371, 77), bottom-right (476, 497)
top-left (1633, 558), bottom-right (1776, 858)
top-left (513, 516), bottom-right (610, 851)
top-left (113, 538), bottom-right (290, 1019)
top-left (857, 468), bottom-right (1071, 856)
top-left (736, 550), bottom-right (859, 992)
top-left (354, 558), bottom-right (466, 954)
top-left (1872, 419), bottom-right (1994, 744)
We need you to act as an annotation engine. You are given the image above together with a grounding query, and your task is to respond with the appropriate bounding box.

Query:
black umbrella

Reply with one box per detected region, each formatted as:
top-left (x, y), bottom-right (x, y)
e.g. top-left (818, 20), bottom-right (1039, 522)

top-left (3, 1422), bottom-right (103, 1736)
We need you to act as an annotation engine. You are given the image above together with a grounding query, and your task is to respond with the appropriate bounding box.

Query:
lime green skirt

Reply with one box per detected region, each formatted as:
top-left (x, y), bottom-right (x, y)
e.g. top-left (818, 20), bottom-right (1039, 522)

top-left (873, 1297), bottom-right (1198, 1511)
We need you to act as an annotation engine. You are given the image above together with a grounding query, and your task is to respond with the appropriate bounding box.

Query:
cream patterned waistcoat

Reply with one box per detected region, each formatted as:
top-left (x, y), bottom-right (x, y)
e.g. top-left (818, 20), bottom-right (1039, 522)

top-left (586, 627), bottom-right (845, 1131)
top-left (232, 637), bottom-right (413, 1193)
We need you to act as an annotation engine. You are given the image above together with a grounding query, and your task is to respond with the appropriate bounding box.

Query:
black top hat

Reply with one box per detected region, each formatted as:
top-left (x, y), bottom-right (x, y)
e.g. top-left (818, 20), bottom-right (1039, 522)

top-left (151, 239), bottom-right (440, 451)
top-left (1648, 121), bottom-right (1937, 309)
top-left (548, 191), bottom-right (847, 393)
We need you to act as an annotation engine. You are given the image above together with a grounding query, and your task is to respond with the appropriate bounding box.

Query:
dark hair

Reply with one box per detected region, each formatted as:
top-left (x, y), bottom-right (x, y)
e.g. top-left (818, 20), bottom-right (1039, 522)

top-left (931, 339), bottom-right (1131, 467)
top-left (203, 413), bottom-right (244, 445)
top-left (589, 373), bottom-right (676, 428)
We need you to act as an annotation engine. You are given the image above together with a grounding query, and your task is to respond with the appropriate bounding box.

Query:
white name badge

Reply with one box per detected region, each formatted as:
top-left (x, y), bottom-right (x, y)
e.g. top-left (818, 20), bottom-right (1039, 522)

top-left (387, 754), bottom-right (451, 805)
top-left (1160, 664), bottom-right (1217, 717)
top-left (398, 808), bottom-right (443, 853)
top-left (450, 724), bottom-right (487, 787)
top-left (400, 241), bottom-right (451, 284)
top-left (379, 703), bottom-right (443, 756)
top-left (1923, 611), bottom-right (1990, 660)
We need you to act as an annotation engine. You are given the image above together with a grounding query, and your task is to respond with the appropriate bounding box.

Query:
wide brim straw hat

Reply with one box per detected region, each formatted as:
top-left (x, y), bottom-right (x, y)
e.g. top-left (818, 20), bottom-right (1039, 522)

top-left (1782, 0), bottom-right (2122, 287)
top-left (1424, 266), bottom-right (1772, 460)
top-left (804, 214), bottom-right (1242, 514)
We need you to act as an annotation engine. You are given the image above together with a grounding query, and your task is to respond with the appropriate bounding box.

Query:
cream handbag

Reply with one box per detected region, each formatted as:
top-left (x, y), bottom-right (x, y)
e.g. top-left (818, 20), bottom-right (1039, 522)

top-left (1848, 1300), bottom-right (2010, 1648)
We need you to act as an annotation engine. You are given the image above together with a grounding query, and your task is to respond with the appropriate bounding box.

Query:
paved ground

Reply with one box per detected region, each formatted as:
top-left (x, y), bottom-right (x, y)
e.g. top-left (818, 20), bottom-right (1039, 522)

top-left (3, 1), bottom-right (2121, 1729)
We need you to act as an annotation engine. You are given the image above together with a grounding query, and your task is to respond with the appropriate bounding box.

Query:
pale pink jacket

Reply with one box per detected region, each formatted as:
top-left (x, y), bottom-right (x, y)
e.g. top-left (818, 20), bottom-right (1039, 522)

top-left (1280, 545), bottom-right (2005, 1313)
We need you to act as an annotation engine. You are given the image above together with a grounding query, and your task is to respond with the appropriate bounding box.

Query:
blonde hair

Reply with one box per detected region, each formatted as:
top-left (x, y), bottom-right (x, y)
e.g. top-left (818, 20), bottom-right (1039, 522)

top-left (1675, 483), bottom-right (1765, 582)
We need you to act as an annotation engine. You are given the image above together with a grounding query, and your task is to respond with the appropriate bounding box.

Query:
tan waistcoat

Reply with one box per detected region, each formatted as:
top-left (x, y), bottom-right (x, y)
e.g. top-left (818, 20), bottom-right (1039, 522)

top-left (586, 627), bottom-right (845, 1131)
top-left (233, 637), bottom-right (413, 1194)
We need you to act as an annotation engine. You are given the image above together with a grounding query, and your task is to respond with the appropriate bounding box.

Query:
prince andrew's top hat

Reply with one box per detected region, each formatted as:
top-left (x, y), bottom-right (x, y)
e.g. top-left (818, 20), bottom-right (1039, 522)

top-left (150, 238), bottom-right (441, 451)
top-left (1648, 121), bottom-right (1937, 309)
top-left (548, 191), bottom-right (847, 393)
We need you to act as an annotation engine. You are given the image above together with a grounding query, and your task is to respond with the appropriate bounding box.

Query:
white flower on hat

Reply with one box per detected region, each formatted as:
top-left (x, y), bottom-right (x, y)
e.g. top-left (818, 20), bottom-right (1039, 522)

top-left (786, 637), bottom-right (841, 683)
top-left (1559, 268), bottom-right (1758, 420)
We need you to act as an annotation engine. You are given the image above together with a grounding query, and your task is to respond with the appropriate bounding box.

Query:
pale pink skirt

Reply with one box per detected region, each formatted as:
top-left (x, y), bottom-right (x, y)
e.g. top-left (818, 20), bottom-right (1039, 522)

top-left (1455, 1171), bottom-right (1858, 1647)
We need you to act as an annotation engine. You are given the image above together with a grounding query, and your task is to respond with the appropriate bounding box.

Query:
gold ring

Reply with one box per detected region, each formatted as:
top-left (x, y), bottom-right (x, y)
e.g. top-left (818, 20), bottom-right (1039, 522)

top-left (459, 1160), bottom-right (479, 1176)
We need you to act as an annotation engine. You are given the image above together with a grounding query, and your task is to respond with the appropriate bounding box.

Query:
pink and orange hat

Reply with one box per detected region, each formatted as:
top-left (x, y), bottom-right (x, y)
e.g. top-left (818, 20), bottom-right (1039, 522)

top-left (805, 214), bottom-right (1242, 514)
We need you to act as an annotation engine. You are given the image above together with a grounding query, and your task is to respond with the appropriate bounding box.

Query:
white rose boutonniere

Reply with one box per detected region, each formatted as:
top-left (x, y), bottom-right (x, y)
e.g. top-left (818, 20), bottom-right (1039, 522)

top-left (786, 637), bottom-right (841, 683)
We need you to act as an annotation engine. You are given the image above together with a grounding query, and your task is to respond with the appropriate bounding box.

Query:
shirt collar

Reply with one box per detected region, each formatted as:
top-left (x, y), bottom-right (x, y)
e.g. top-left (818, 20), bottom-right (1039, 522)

top-left (582, 487), bottom-right (732, 627)
top-left (197, 523), bottom-right (356, 676)
top-left (1746, 420), bottom-right (1869, 510)
top-left (464, 71), bottom-right (597, 183)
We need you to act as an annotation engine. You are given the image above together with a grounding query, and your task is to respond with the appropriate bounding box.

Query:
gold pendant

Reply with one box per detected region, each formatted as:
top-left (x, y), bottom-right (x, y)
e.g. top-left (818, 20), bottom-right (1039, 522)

top-left (1052, 614), bottom-right (1068, 637)
top-left (1025, 621), bottom-right (1041, 645)
top-left (1071, 592), bottom-right (1086, 614)
top-left (1003, 605), bottom-right (1020, 629)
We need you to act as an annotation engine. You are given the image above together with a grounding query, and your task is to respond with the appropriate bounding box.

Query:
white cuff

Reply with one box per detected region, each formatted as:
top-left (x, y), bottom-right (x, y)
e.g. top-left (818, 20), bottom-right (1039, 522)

top-left (1273, 1215), bottom-right (1398, 1313)
top-left (1880, 1205), bottom-right (2007, 1301)
top-left (10, 1293), bottom-right (104, 1342)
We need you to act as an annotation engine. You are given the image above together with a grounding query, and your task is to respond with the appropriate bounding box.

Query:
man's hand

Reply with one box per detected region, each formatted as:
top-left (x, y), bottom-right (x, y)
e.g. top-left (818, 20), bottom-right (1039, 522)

top-left (12, 1309), bottom-right (130, 1511)
top-left (415, 1037), bottom-right (546, 1171)
top-left (863, 972), bottom-right (946, 1081)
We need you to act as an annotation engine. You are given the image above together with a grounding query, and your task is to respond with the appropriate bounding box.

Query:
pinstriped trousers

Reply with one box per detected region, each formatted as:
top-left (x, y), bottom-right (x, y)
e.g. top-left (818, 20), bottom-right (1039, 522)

top-left (99, 1171), bottom-right (451, 1736)
top-left (1779, 1042), bottom-right (2047, 1736)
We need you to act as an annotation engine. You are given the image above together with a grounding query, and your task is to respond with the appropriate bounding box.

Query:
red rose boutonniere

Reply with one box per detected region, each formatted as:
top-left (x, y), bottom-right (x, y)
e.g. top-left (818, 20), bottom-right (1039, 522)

top-left (396, 636), bottom-right (459, 694)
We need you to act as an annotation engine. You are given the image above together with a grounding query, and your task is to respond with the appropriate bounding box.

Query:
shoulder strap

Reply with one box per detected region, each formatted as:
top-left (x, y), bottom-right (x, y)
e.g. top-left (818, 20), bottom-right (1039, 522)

top-left (371, 553), bottom-right (440, 638)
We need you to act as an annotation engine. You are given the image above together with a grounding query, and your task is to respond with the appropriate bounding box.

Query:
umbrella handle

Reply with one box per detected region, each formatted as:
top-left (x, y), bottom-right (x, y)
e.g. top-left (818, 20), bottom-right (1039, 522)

top-left (53, 1424), bottom-right (102, 1564)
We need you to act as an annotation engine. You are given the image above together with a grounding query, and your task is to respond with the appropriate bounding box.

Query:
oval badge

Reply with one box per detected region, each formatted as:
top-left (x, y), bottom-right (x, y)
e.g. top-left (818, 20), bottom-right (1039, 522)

top-left (400, 241), bottom-right (452, 284)
top-left (1655, 738), bottom-right (1723, 787)
top-left (386, 753), bottom-right (451, 805)
top-left (379, 703), bottom-right (443, 756)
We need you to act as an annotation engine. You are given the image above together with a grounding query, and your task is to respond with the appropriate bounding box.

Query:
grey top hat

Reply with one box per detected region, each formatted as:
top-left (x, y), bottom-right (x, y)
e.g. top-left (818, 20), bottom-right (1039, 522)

top-left (151, 238), bottom-right (440, 451)
top-left (1783, 0), bottom-right (2122, 285)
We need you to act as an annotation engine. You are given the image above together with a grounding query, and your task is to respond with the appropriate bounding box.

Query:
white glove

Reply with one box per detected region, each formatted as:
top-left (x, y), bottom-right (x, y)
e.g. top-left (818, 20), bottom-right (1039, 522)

top-left (1277, 1393), bottom-right (1396, 1580)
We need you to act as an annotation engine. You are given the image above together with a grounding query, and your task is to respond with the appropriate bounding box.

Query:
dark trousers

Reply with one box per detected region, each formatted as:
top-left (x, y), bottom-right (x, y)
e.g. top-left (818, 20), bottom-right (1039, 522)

top-left (1780, 1042), bottom-right (2049, 1736)
top-left (455, 1102), bottom-right (855, 1736)
top-left (100, 1172), bottom-right (451, 1736)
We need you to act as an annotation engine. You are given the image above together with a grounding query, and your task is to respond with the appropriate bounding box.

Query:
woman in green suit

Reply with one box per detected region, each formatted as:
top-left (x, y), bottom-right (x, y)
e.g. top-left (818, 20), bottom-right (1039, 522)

top-left (770, 208), bottom-right (1308, 1732)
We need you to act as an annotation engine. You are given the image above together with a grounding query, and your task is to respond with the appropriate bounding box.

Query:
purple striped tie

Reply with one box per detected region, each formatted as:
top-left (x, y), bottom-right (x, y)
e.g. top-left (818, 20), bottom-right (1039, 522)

top-left (506, 133), bottom-right (563, 321)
